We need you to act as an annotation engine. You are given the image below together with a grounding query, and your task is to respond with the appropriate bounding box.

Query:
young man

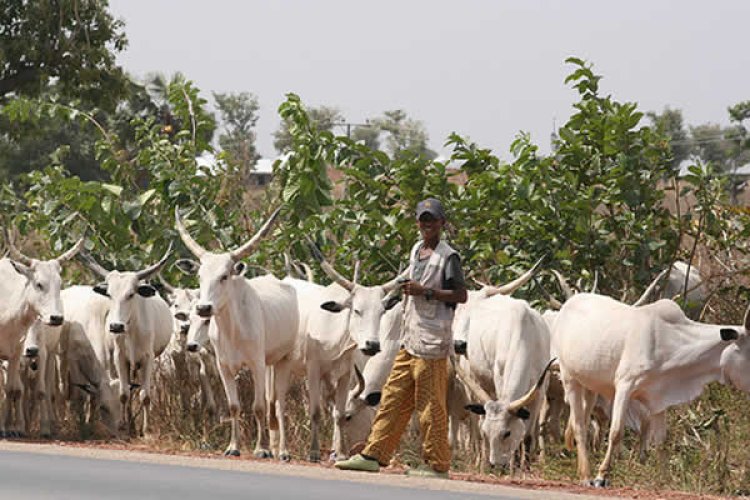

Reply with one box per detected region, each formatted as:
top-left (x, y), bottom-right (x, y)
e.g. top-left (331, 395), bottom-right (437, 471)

top-left (335, 197), bottom-right (467, 478)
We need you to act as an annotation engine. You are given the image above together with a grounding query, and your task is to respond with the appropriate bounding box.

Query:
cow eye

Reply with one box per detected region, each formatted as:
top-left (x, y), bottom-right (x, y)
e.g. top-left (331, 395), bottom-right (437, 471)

top-left (127, 293), bottom-right (135, 300)
top-left (353, 309), bottom-right (362, 316)
top-left (502, 430), bottom-right (511, 439)
top-left (220, 275), bottom-right (228, 282)
top-left (35, 282), bottom-right (44, 291)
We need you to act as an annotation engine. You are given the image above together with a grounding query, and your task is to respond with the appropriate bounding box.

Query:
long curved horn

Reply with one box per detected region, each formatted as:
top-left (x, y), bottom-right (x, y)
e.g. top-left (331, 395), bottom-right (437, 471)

top-left (588, 270), bottom-right (599, 294)
top-left (507, 358), bottom-right (556, 413)
top-left (632, 268), bottom-right (669, 307)
top-left (485, 255), bottom-right (546, 297)
top-left (454, 361), bottom-right (491, 405)
top-left (743, 303), bottom-right (750, 333)
top-left (136, 243), bottom-right (173, 281)
top-left (299, 262), bottom-right (315, 282)
top-left (157, 272), bottom-right (176, 294)
top-left (283, 253), bottom-right (293, 276)
top-left (230, 206), bottom-right (283, 261)
top-left (56, 237), bottom-right (86, 263)
top-left (6, 231), bottom-right (33, 266)
top-left (381, 267), bottom-right (410, 294)
top-left (551, 270), bottom-right (575, 300)
top-left (352, 364), bottom-right (366, 400)
top-left (533, 276), bottom-right (564, 310)
top-left (307, 238), bottom-right (355, 291)
top-left (175, 207), bottom-right (207, 259)
top-left (353, 260), bottom-right (361, 285)
top-left (79, 252), bottom-right (110, 279)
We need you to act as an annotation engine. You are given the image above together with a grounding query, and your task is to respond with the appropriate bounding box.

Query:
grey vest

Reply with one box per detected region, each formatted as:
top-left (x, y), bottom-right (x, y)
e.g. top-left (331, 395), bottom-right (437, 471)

top-left (402, 240), bottom-right (458, 359)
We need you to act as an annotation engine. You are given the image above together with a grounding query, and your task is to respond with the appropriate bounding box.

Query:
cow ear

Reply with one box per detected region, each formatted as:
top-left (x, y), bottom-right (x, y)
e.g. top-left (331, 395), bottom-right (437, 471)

top-left (365, 392), bottom-right (382, 406)
top-left (383, 295), bottom-right (401, 311)
top-left (9, 260), bottom-right (33, 280)
top-left (232, 262), bottom-right (246, 276)
top-left (721, 328), bottom-right (740, 341)
top-left (321, 301), bottom-right (347, 313)
top-left (513, 407), bottom-right (531, 420)
top-left (137, 284), bottom-right (157, 297)
top-left (175, 259), bottom-right (199, 275)
top-left (465, 404), bottom-right (486, 416)
top-left (93, 283), bottom-right (109, 297)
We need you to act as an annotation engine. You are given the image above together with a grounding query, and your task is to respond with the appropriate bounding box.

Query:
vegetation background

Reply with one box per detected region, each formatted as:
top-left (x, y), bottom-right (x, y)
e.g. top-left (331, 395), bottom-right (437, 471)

top-left (3, 1), bottom-right (750, 495)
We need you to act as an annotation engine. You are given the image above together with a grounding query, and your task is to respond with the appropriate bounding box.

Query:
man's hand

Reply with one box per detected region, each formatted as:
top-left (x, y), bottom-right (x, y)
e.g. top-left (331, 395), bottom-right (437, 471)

top-left (401, 279), bottom-right (426, 297)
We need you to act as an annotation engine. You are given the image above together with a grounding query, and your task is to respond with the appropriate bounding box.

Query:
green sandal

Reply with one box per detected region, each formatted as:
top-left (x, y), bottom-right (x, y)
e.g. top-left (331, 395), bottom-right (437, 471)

top-left (334, 454), bottom-right (380, 472)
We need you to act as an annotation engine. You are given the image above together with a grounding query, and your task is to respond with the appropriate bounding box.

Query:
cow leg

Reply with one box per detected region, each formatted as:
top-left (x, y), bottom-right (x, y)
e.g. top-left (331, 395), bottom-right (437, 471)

top-left (113, 346), bottom-right (130, 432)
top-left (594, 386), bottom-right (632, 487)
top-left (564, 379), bottom-right (591, 484)
top-left (6, 354), bottom-right (24, 437)
top-left (36, 350), bottom-right (53, 438)
top-left (331, 371), bottom-right (351, 461)
top-left (198, 355), bottom-right (217, 423)
top-left (217, 361), bottom-right (241, 456)
top-left (272, 361), bottom-right (293, 462)
top-left (249, 362), bottom-right (271, 458)
top-left (139, 356), bottom-right (155, 438)
top-left (307, 363), bottom-right (322, 462)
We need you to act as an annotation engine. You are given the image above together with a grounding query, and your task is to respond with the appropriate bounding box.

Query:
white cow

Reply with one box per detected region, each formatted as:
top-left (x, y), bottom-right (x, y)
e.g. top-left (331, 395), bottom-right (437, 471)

top-left (0, 236), bottom-right (83, 436)
top-left (80, 249), bottom-right (173, 436)
top-left (455, 292), bottom-right (553, 470)
top-left (633, 261), bottom-right (706, 319)
top-left (159, 278), bottom-right (218, 421)
top-left (176, 206), bottom-right (300, 459)
top-left (553, 293), bottom-right (747, 487)
top-left (303, 249), bottom-right (404, 462)
top-left (21, 320), bottom-right (63, 438)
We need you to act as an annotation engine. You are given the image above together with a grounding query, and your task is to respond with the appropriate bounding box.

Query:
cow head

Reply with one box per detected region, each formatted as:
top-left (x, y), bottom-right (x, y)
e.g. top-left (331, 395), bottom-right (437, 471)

top-left (6, 235), bottom-right (85, 327)
top-left (186, 311), bottom-right (212, 353)
top-left (81, 246), bottom-right (172, 334)
top-left (23, 320), bottom-right (48, 358)
top-left (460, 358), bottom-right (554, 468)
top-left (309, 241), bottom-right (403, 356)
top-left (162, 281), bottom-right (199, 348)
top-left (175, 206), bottom-right (282, 319)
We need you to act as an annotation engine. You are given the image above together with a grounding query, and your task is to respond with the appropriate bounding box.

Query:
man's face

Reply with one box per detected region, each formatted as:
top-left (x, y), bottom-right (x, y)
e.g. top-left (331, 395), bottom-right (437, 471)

top-left (417, 213), bottom-right (444, 240)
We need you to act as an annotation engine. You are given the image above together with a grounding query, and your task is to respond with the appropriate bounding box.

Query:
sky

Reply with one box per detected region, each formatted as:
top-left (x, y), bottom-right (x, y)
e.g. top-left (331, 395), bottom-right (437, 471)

top-left (108, 1), bottom-right (750, 161)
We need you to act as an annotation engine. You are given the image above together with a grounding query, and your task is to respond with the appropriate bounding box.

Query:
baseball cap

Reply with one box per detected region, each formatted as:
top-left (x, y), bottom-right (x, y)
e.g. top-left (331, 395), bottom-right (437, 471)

top-left (416, 198), bottom-right (446, 220)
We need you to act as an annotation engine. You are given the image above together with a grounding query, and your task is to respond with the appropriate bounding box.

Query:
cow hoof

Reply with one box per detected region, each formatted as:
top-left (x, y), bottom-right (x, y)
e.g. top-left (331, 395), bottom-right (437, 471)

top-left (593, 478), bottom-right (609, 488)
top-left (224, 449), bottom-right (240, 457)
top-left (279, 453), bottom-right (291, 462)
top-left (253, 449), bottom-right (272, 459)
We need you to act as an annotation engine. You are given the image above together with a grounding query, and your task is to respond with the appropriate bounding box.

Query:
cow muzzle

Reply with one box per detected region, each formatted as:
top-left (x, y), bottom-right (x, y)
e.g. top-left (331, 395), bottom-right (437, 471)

top-left (109, 322), bottom-right (126, 334)
top-left (196, 304), bottom-right (213, 318)
top-left (187, 342), bottom-right (200, 353)
top-left (48, 315), bottom-right (64, 327)
top-left (24, 346), bottom-right (39, 358)
top-left (360, 340), bottom-right (380, 356)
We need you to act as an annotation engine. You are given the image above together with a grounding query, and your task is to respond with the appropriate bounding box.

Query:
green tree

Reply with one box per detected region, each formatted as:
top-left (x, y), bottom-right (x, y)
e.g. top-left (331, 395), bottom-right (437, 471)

top-left (370, 109), bottom-right (436, 160)
top-left (0, 0), bottom-right (128, 109)
top-left (273, 105), bottom-right (343, 154)
top-left (213, 91), bottom-right (261, 170)
top-left (647, 107), bottom-right (692, 172)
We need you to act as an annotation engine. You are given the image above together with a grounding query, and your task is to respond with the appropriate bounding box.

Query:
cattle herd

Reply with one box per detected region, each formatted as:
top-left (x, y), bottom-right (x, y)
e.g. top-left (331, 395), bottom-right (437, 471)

top-left (1, 206), bottom-right (749, 489)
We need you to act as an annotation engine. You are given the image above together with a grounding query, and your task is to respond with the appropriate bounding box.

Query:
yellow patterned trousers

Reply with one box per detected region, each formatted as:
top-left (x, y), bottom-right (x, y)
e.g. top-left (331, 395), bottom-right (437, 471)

top-left (362, 349), bottom-right (451, 472)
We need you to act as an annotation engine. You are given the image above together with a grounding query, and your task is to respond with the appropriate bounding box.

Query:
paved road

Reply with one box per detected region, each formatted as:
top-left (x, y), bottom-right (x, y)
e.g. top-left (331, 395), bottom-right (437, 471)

top-left (0, 442), bottom-right (604, 500)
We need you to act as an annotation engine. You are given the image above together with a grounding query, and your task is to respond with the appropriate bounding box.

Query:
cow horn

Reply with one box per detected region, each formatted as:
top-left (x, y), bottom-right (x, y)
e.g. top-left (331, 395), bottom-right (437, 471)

top-left (507, 358), bottom-right (556, 413)
top-left (632, 268), bottom-right (670, 307)
top-left (307, 238), bottom-right (355, 291)
top-left (472, 277), bottom-right (491, 289)
top-left (136, 243), bottom-right (173, 281)
top-left (283, 253), bottom-right (293, 276)
top-left (229, 207), bottom-right (283, 261)
top-left (6, 231), bottom-right (33, 266)
top-left (454, 361), bottom-right (491, 405)
top-left (353, 364), bottom-right (366, 400)
top-left (551, 270), bottom-right (575, 300)
top-left (484, 255), bottom-right (546, 297)
top-left (299, 262), bottom-right (315, 282)
top-left (175, 207), bottom-right (208, 259)
top-left (533, 277), bottom-right (563, 310)
top-left (353, 260), bottom-right (361, 285)
top-left (78, 252), bottom-right (110, 279)
top-left (744, 303), bottom-right (750, 333)
top-left (588, 270), bottom-right (599, 294)
top-left (157, 272), bottom-right (176, 294)
top-left (56, 237), bottom-right (86, 263)
top-left (381, 267), bottom-right (410, 294)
